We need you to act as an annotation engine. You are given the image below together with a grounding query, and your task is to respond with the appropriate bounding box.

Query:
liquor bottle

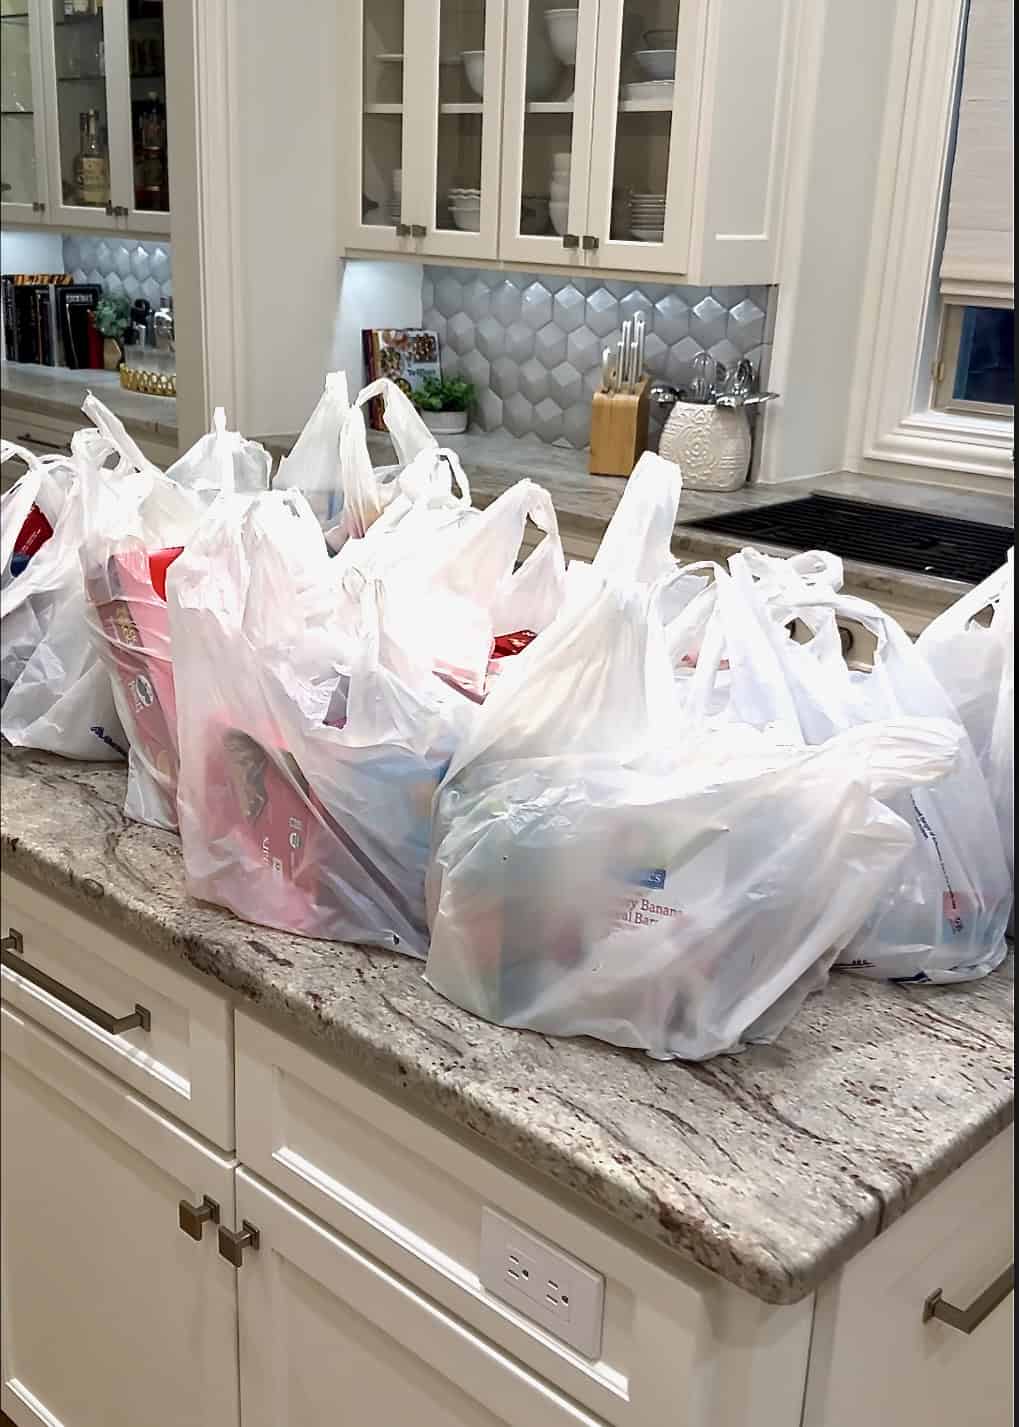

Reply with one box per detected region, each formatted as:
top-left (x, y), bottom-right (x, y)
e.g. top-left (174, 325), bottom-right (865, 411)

top-left (75, 109), bottom-right (109, 206)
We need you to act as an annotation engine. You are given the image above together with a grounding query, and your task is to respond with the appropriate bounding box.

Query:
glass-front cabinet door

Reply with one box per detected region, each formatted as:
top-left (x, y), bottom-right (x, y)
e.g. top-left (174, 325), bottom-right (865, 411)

top-left (498, 0), bottom-right (600, 266)
top-left (344, 0), bottom-right (503, 260)
top-left (414, 0), bottom-right (504, 260)
top-left (1, 0), bottom-right (49, 221)
top-left (585, 0), bottom-right (702, 273)
top-left (37, 0), bottom-right (170, 230)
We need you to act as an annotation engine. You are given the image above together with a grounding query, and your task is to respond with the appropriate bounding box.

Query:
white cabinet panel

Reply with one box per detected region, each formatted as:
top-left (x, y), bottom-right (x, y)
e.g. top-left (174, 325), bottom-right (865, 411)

top-left (0, 1003), bottom-right (238, 1427)
top-left (234, 1169), bottom-right (606, 1427)
top-left (1, 873), bottom-right (234, 1149)
top-left (0, 0), bottom-right (50, 223)
top-left (803, 1127), bottom-right (1014, 1427)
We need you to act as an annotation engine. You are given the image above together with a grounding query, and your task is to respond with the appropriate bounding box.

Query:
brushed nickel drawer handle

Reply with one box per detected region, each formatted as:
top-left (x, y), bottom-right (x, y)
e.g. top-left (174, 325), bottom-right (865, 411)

top-left (218, 1221), bottom-right (260, 1267)
top-left (179, 1196), bottom-right (220, 1241)
top-left (1, 929), bottom-right (152, 1036)
top-left (923, 1265), bottom-right (1014, 1334)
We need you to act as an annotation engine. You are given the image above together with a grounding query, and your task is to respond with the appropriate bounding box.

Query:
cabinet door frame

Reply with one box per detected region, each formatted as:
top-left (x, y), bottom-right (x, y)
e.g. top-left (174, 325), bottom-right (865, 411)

top-left (0, 0), bottom-right (52, 224)
top-left (498, 0), bottom-right (599, 268)
top-left (235, 1169), bottom-right (606, 1427)
top-left (584, 0), bottom-right (706, 276)
top-left (36, 0), bottom-right (120, 229)
top-left (0, 1002), bottom-right (239, 1427)
top-left (103, 0), bottom-right (171, 236)
top-left (411, 0), bottom-right (506, 263)
top-left (338, 0), bottom-right (417, 257)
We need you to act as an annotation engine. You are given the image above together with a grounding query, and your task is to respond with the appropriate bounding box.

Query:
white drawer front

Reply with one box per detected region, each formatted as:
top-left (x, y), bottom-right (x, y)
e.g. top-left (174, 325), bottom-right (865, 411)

top-left (804, 1126), bottom-right (1013, 1427)
top-left (1, 873), bottom-right (234, 1149)
top-left (235, 1011), bottom-right (812, 1427)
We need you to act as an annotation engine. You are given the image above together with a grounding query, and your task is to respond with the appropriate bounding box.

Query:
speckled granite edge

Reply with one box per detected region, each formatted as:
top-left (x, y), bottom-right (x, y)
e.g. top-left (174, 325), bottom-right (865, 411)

top-left (1, 748), bottom-right (1013, 1305)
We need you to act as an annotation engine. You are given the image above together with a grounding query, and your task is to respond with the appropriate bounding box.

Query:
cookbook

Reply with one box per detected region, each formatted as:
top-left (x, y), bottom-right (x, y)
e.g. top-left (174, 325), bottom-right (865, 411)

top-left (361, 328), bottom-right (441, 430)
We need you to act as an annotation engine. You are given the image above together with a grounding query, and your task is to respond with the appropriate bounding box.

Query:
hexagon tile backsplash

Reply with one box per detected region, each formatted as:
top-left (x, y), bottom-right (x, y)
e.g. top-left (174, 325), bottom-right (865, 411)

top-left (422, 267), bottom-right (776, 449)
top-left (62, 236), bottom-right (172, 309)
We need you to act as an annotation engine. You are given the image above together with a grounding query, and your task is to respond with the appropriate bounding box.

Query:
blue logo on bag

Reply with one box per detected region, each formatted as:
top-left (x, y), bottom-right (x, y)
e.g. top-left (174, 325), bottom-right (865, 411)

top-left (629, 868), bottom-right (667, 890)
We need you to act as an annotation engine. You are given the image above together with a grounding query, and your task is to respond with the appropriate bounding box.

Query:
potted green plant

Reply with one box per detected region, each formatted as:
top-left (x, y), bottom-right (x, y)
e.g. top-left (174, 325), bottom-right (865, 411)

top-left (410, 376), bottom-right (476, 435)
top-left (94, 293), bottom-right (131, 371)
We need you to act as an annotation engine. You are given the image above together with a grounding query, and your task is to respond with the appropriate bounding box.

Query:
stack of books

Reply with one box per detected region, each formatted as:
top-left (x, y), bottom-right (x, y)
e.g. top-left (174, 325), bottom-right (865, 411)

top-left (1, 274), bottom-right (104, 369)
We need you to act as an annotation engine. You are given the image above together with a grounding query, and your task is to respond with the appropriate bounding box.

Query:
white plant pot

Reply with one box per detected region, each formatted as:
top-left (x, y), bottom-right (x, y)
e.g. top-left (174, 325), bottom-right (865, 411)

top-left (420, 408), bottom-right (469, 435)
top-left (658, 401), bottom-right (752, 491)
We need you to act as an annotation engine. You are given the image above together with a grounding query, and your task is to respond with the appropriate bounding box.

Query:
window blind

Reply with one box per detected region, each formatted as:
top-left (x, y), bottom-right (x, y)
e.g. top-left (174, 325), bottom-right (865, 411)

top-left (939, 0), bottom-right (1014, 307)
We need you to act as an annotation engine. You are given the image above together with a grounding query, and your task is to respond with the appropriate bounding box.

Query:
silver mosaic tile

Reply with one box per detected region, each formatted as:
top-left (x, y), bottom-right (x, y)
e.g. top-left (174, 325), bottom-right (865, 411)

top-left (62, 235), bottom-right (173, 306)
top-left (422, 267), bottom-right (776, 448)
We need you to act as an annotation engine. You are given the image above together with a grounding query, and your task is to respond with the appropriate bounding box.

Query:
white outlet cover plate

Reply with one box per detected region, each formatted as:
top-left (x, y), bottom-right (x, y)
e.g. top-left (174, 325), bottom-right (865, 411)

top-left (479, 1207), bottom-right (605, 1360)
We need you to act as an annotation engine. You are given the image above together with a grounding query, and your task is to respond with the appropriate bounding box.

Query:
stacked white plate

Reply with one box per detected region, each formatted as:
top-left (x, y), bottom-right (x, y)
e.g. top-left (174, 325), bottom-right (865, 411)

top-left (620, 79), bottom-right (674, 103)
top-left (629, 191), bottom-right (665, 241)
top-left (448, 187), bottom-right (481, 231)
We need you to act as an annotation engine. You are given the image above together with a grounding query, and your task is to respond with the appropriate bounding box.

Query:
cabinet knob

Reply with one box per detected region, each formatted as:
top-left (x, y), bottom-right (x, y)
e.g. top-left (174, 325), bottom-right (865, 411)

top-left (218, 1221), bottom-right (261, 1268)
top-left (178, 1195), bottom-right (220, 1241)
top-left (410, 223), bottom-right (427, 238)
top-left (562, 233), bottom-right (580, 249)
top-left (395, 222), bottom-right (411, 237)
top-left (581, 234), bottom-right (599, 251)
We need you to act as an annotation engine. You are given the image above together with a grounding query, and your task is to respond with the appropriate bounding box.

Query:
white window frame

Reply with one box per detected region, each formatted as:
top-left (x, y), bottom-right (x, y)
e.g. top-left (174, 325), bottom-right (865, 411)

top-left (844, 0), bottom-right (1013, 492)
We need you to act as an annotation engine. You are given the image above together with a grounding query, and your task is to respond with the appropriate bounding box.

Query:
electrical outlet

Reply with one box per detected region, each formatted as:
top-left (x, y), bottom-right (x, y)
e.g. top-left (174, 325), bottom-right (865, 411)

top-left (479, 1208), bottom-right (605, 1359)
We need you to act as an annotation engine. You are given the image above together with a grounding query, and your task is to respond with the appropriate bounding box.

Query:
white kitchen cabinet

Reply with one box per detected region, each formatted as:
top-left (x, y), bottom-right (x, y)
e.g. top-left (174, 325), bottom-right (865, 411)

top-left (341, 0), bottom-right (506, 262)
top-left (233, 1169), bottom-right (608, 1427)
top-left (0, 1001), bottom-right (239, 1427)
top-left (7, 0), bottom-right (170, 231)
top-left (342, 0), bottom-right (794, 282)
top-left (0, 0), bottom-right (50, 223)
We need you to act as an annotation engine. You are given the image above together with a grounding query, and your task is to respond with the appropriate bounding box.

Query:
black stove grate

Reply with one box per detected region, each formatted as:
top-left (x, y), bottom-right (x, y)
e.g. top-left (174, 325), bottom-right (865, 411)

top-left (683, 494), bottom-right (1013, 585)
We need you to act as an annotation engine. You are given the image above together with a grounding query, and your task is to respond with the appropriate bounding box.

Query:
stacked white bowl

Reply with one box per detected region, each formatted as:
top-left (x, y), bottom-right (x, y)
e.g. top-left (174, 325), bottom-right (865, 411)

top-left (448, 187), bottom-right (481, 231)
top-left (549, 152), bottom-right (570, 235)
top-left (629, 191), bottom-right (665, 241)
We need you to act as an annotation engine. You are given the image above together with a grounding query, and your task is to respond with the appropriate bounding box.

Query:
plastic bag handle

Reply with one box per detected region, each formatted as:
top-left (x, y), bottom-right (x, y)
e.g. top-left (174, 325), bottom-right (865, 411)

top-left (353, 378), bottom-right (437, 465)
top-left (81, 391), bottom-right (159, 478)
top-left (919, 556), bottom-right (1013, 640)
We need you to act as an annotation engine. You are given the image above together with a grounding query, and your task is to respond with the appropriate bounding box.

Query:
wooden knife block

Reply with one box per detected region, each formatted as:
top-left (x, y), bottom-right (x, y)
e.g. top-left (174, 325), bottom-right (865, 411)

top-left (589, 377), bottom-right (650, 477)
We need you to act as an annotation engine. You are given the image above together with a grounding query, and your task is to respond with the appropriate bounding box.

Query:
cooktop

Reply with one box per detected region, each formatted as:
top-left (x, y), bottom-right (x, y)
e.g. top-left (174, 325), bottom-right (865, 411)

top-left (682, 493), bottom-right (1013, 585)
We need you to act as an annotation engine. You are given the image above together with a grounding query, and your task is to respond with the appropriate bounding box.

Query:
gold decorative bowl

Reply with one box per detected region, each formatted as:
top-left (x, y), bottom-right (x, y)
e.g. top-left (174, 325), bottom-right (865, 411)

top-left (119, 366), bottom-right (176, 398)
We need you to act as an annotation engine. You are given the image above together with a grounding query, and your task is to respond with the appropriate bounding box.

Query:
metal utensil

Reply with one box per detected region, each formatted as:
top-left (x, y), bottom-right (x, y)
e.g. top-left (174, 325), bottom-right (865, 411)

top-left (620, 319), bottom-right (633, 392)
top-left (601, 347), bottom-right (615, 393)
top-left (690, 351), bottom-right (713, 404)
top-left (633, 312), bottom-right (646, 387)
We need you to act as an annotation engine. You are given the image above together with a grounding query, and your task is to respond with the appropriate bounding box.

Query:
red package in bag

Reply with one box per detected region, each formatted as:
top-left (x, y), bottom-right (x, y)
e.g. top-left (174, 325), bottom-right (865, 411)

top-left (202, 726), bottom-right (323, 933)
top-left (86, 547), bottom-right (182, 826)
top-left (14, 504), bottom-right (54, 561)
top-left (491, 629), bottom-right (538, 660)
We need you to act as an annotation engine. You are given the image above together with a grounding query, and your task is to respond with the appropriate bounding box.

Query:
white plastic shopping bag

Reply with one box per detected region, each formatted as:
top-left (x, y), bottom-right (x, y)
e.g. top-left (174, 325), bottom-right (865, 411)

top-left (678, 551), bottom-right (1011, 981)
top-left (273, 371), bottom-right (350, 528)
top-left (2, 426), bottom-right (129, 757)
top-left (917, 551), bottom-right (1014, 882)
top-left (331, 378), bottom-right (437, 549)
top-left (168, 487), bottom-right (473, 953)
top-left (1, 441), bottom-right (73, 596)
top-left (426, 566), bottom-right (962, 1059)
top-left (80, 407), bottom-right (268, 828)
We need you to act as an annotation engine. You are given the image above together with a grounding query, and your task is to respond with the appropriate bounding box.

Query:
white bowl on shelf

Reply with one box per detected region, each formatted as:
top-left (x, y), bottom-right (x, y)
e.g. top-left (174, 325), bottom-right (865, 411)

top-left (621, 79), bottom-right (675, 102)
top-left (634, 48), bottom-right (676, 80)
top-left (549, 177), bottom-right (570, 202)
top-left (551, 151), bottom-right (572, 172)
top-left (545, 8), bottom-right (578, 67)
top-left (461, 50), bottom-right (485, 98)
top-left (450, 209), bottom-right (481, 232)
top-left (631, 227), bottom-right (664, 242)
top-left (549, 199), bottom-right (569, 235)
top-left (525, 36), bottom-right (561, 100)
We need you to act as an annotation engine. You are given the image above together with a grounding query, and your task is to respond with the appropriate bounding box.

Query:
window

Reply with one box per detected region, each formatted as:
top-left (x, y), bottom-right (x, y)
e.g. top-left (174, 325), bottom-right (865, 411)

top-left (934, 304), bottom-right (1015, 415)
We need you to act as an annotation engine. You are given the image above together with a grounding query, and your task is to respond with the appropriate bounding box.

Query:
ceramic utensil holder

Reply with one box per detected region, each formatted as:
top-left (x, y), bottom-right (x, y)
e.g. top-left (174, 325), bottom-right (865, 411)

top-left (658, 401), bottom-right (752, 490)
top-left (589, 377), bottom-right (650, 477)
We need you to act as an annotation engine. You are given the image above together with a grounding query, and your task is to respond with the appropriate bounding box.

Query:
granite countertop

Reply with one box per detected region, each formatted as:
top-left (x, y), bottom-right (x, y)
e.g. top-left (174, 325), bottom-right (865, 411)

top-left (2, 745), bottom-right (1012, 1307)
